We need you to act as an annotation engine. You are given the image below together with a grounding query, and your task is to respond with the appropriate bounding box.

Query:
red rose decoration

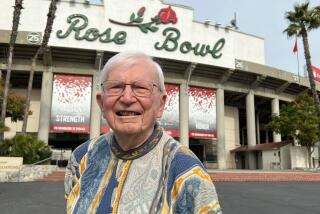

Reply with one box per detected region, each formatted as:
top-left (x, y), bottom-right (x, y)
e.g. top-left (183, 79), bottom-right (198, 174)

top-left (158, 6), bottom-right (177, 24)
top-left (138, 7), bottom-right (146, 16)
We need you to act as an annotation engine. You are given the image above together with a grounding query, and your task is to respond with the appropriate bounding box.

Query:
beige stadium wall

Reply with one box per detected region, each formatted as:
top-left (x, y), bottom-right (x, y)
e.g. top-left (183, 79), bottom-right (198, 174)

top-left (224, 106), bottom-right (240, 168)
top-left (280, 144), bottom-right (291, 170)
top-left (4, 88), bottom-right (41, 139)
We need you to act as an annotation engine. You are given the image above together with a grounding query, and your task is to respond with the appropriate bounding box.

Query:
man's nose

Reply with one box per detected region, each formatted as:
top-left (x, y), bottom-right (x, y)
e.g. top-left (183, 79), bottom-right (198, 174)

top-left (120, 85), bottom-right (136, 102)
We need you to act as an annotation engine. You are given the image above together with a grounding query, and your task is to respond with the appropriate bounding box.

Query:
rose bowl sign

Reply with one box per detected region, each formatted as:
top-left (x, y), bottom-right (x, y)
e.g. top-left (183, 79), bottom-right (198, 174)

top-left (56, 6), bottom-right (225, 60)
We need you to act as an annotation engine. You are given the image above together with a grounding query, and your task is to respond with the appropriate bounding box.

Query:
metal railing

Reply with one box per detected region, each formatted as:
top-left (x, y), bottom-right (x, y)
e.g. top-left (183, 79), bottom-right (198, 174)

top-left (30, 157), bottom-right (53, 166)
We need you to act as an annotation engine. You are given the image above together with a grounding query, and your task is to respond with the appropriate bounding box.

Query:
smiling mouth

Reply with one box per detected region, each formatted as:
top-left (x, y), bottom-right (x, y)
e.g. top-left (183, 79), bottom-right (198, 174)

top-left (116, 111), bottom-right (141, 116)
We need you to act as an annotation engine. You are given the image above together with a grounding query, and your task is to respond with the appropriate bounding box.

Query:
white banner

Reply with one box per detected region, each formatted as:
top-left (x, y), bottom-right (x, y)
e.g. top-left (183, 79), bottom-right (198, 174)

top-left (188, 86), bottom-right (216, 139)
top-left (50, 74), bottom-right (92, 133)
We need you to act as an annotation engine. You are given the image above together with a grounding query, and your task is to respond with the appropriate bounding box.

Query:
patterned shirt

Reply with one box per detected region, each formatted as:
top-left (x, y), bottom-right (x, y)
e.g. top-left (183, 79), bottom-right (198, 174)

top-left (65, 125), bottom-right (222, 214)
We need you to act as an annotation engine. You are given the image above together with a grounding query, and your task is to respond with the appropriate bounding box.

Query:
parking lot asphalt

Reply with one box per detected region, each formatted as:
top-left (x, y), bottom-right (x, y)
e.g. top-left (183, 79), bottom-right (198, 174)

top-left (0, 181), bottom-right (319, 214)
top-left (0, 182), bottom-right (65, 214)
top-left (215, 182), bottom-right (320, 214)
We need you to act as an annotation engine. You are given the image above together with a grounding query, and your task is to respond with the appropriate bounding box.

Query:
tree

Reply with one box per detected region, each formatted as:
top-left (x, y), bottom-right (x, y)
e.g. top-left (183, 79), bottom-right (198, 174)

top-left (0, 0), bottom-right (24, 138)
top-left (0, 80), bottom-right (28, 132)
top-left (267, 93), bottom-right (320, 168)
top-left (22, 0), bottom-right (57, 133)
top-left (284, 1), bottom-right (320, 112)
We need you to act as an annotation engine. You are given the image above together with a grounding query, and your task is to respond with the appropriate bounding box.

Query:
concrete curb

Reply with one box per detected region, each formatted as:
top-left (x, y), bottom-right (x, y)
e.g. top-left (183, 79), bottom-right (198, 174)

top-left (209, 170), bottom-right (320, 182)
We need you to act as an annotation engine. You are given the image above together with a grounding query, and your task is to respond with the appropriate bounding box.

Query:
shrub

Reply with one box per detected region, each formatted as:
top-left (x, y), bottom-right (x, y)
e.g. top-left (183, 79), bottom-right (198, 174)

top-left (0, 134), bottom-right (52, 164)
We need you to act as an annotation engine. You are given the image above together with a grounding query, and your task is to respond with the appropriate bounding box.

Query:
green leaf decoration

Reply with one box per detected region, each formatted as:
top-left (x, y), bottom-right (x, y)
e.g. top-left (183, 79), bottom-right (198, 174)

top-left (152, 16), bottom-right (161, 24)
top-left (130, 13), bottom-right (135, 22)
top-left (138, 25), bottom-right (148, 33)
top-left (135, 17), bottom-right (143, 23)
top-left (149, 26), bottom-right (159, 32)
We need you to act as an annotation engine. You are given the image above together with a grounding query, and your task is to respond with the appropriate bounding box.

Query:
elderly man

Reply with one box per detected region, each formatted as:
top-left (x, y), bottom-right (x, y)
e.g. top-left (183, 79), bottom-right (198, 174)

top-left (65, 51), bottom-right (222, 214)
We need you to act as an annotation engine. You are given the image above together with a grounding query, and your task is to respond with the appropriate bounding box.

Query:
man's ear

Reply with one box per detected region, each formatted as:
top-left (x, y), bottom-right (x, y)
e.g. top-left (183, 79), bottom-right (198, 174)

top-left (96, 93), bottom-right (104, 111)
top-left (157, 93), bottom-right (167, 118)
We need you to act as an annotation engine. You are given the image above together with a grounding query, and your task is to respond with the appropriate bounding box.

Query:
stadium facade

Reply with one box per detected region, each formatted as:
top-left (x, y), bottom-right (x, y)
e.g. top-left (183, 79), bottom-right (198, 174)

top-left (1, 0), bottom-right (319, 169)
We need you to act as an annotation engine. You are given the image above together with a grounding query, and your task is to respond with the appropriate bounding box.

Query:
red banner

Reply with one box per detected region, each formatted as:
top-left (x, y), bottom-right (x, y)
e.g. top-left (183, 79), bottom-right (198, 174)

top-left (312, 65), bottom-right (320, 82)
top-left (189, 132), bottom-right (217, 139)
top-left (50, 125), bottom-right (90, 133)
top-left (164, 130), bottom-right (180, 137)
top-left (293, 39), bottom-right (298, 53)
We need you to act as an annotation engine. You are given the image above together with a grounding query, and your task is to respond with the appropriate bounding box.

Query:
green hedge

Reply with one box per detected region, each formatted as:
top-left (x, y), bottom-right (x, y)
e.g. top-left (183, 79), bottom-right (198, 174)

top-left (0, 134), bottom-right (52, 164)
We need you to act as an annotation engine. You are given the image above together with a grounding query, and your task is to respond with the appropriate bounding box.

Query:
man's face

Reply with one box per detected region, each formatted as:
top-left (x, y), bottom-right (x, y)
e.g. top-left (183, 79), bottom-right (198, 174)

top-left (96, 61), bottom-right (167, 137)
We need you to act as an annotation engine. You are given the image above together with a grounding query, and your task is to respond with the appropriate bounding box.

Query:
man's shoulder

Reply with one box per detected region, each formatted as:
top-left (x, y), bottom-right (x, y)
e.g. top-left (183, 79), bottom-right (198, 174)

top-left (171, 145), bottom-right (206, 172)
top-left (72, 133), bottom-right (110, 163)
top-left (159, 134), bottom-right (206, 172)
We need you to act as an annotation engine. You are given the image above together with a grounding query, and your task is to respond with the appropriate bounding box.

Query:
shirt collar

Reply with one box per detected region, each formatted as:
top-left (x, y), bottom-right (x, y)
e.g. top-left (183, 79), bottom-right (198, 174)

top-left (110, 123), bottom-right (163, 160)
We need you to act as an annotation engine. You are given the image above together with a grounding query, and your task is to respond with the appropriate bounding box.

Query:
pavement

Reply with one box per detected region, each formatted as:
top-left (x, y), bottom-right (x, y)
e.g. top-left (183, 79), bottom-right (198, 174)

top-left (25, 169), bottom-right (320, 214)
top-left (215, 182), bottom-right (320, 214)
top-left (0, 182), bottom-right (65, 214)
top-left (0, 181), bottom-right (319, 214)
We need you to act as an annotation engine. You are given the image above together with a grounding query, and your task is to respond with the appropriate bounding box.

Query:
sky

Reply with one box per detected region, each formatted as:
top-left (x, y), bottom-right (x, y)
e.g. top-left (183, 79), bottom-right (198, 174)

top-left (164, 0), bottom-right (320, 76)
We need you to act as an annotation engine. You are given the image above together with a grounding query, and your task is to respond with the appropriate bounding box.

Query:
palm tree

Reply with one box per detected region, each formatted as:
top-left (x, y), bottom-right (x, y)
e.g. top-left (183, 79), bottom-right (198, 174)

top-left (21, 0), bottom-right (57, 133)
top-left (0, 0), bottom-right (24, 139)
top-left (284, 1), bottom-right (320, 111)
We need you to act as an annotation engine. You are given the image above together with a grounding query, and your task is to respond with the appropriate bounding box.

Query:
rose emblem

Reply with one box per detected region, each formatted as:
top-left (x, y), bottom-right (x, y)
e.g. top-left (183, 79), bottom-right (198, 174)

top-left (158, 6), bottom-right (177, 24)
top-left (109, 5), bottom-right (178, 33)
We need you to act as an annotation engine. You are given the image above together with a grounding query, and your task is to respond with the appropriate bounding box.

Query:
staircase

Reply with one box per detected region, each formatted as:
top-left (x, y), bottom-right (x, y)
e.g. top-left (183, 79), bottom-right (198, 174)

top-left (36, 171), bottom-right (65, 182)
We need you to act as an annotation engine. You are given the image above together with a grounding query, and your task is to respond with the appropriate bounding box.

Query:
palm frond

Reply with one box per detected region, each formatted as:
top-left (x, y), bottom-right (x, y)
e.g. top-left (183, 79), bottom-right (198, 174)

top-left (284, 1), bottom-right (320, 34)
top-left (283, 23), bottom-right (300, 37)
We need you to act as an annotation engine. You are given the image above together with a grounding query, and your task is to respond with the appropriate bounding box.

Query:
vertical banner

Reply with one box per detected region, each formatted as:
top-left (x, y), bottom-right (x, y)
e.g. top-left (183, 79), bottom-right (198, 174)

top-left (312, 65), bottom-right (320, 82)
top-left (50, 74), bottom-right (92, 133)
top-left (160, 84), bottom-right (180, 137)
top-left (188, 86), bottom-right (216, 139)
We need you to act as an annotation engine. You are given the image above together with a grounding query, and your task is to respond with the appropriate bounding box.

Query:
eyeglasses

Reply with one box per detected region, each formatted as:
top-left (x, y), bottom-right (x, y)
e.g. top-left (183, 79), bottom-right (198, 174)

top-left (101, 80), bottom-right (162, 97)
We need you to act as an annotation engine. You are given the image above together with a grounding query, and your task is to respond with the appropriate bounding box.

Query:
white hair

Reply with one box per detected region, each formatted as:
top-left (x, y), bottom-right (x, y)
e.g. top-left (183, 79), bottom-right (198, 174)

top-left (100, 51), bottom-right (166, 93)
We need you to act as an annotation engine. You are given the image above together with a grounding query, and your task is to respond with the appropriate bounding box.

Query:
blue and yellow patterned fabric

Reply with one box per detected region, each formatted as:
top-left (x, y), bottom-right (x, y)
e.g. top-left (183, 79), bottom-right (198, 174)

top-left (65, 125), bottom-right (222, 214)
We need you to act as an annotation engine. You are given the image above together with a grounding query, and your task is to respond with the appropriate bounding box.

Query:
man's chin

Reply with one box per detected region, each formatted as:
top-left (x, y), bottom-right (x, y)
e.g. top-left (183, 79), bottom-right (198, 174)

top-left (113, 123), bottom-right (142, 135)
